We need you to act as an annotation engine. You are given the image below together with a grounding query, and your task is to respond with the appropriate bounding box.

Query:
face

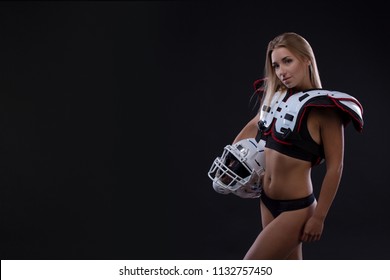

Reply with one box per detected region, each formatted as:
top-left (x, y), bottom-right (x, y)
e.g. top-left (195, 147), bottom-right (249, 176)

top-left (271, 47), bottom-right (311, 90)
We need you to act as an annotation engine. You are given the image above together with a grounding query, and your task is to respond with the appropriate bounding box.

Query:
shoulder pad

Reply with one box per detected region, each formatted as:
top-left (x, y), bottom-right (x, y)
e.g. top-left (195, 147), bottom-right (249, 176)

top-left (260, 89), bottom-right (364, 134)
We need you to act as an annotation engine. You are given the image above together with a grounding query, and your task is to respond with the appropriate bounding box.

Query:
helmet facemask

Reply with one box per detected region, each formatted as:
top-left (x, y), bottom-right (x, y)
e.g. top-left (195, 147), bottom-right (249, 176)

top-left (208, 138), bottom-right (265, 198)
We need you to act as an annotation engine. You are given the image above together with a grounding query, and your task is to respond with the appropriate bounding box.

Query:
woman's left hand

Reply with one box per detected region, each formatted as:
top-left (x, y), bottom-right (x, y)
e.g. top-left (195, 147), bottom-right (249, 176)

top-left (301, 216), bottom-right (324, 242)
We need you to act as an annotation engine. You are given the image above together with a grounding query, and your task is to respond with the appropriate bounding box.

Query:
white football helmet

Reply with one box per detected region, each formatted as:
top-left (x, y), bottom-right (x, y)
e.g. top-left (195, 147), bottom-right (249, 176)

top-left (208, 138), bottom-right (266, 198)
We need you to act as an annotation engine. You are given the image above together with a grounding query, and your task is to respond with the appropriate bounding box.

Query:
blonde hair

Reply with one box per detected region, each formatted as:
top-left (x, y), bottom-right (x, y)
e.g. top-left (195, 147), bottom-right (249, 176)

top-left (261, 32), bottom-right (322, 112)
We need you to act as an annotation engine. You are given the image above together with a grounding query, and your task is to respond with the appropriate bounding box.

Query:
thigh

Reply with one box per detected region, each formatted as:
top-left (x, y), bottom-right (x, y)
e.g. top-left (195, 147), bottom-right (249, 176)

top-left (244, 203), bottom-right (315, 260)
top-left (260, 200), bottom-right (274, 228)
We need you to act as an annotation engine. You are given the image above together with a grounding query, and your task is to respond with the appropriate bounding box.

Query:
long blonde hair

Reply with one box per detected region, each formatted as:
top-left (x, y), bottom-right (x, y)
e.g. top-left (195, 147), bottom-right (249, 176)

top-left (261, 32), bottom-right (322, 111)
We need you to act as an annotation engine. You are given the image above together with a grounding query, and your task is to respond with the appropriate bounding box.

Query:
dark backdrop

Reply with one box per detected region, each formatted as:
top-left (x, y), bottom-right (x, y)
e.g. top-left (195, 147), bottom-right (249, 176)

top-left (1, 1), bottom-right (388, 260)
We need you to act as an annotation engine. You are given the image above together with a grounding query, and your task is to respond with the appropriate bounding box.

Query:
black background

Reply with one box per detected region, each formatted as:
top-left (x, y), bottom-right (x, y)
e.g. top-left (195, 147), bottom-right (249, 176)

top-left (1, 1), bottom-right (389, 260)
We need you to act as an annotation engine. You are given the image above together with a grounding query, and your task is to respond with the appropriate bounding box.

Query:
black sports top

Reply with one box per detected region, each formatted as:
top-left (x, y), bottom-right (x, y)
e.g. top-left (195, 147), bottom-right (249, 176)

top-left (253, 78), bottom-right (363, 166)
top-left (259, 88), bottom-right (325, 166)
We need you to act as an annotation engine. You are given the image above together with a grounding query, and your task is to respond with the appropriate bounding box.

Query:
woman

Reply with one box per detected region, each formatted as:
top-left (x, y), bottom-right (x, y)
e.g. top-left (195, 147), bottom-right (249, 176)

top-left (231, 32), bottom-right (363, 259)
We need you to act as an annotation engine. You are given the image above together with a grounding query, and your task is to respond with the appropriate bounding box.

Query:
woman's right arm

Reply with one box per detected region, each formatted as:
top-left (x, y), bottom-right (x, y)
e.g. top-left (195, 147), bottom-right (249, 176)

top-left (233, 114), bottom-right (260, 144)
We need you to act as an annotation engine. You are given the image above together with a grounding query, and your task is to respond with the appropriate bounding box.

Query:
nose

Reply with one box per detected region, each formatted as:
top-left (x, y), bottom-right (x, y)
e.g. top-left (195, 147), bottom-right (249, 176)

top-left (278, 65), bottom-right (286, 78)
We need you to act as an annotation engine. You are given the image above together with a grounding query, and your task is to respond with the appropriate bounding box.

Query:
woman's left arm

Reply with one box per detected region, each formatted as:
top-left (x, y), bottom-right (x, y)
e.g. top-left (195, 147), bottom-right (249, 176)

top-left (301, 108), bottom-right (344, 242)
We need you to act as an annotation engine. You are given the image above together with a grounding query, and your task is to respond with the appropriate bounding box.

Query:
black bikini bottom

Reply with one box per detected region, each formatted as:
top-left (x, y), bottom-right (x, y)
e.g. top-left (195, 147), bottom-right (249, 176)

top-left (260, 191), bottom-right (315, 218)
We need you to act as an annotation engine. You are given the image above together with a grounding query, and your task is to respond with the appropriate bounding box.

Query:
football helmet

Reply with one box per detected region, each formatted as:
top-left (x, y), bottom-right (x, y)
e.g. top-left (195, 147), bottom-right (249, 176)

top-left (208, 138), bottom-right (266, 198)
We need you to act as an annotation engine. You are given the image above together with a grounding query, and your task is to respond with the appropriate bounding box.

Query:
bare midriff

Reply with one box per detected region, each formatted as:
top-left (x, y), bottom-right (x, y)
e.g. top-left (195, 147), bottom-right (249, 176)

top-left (263, 148), bottom-right (313, 200)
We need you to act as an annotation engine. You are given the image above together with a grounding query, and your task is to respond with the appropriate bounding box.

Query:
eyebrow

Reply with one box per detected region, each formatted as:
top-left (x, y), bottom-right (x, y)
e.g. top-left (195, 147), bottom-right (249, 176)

top-left (272, 56), bottom-right (292, 66)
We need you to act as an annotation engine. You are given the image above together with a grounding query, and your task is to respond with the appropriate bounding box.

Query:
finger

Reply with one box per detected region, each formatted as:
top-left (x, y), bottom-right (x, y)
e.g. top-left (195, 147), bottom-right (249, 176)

top-left (313, 234), bottom-right (321, 242)
top-left (305, 235), bottom-right (313, 242)
top-left (302, 233), bottom-right (316, 242)
top-left (308, 234), bottom-right (321, 242)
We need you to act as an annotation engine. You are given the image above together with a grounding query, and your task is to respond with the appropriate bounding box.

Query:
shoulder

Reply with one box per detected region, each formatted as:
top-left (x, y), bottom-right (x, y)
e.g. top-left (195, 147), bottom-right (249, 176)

top-left (308, 108), bottom-right (344, 134)
top-left (310, 107), bottom-right (343, 123)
